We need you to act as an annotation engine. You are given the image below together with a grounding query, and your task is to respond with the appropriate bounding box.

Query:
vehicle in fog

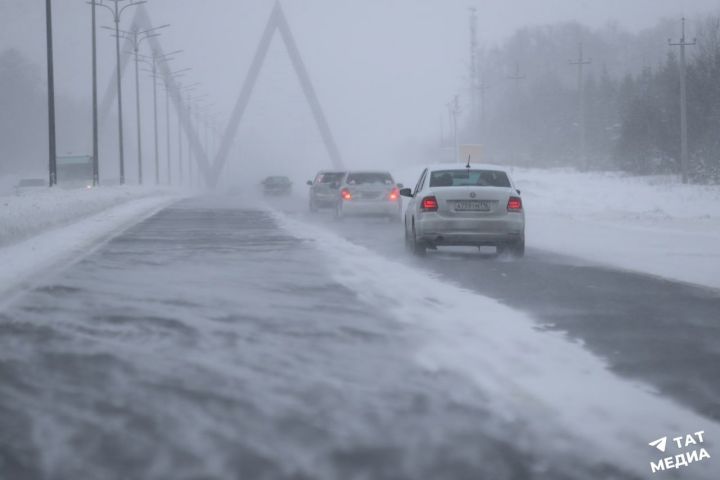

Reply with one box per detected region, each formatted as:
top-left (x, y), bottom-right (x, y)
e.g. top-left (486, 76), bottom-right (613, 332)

top-left (306, 171), bottom-right (346, 212)
top-left (400, 164), bottom-right (525, 256)
top-left (261, 176), bottom-right (292, 196)
top-left (57, 155), bottom-right (93, 189)
top-left (335, 171), bottom-right (402, 220)
top-left (14, 178), bottom-right (46, 196)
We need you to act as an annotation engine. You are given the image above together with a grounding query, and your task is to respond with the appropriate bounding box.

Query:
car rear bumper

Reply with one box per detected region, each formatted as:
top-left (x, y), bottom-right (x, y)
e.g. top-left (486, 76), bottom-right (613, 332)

top-left (341, 200), bottom-right (401, 216)
top-left (264, 187), bottom-right (291, 195)
top-left (416, 214), bottom-right (524, 245)
top-left (311, 194), bottom-right (339, 207)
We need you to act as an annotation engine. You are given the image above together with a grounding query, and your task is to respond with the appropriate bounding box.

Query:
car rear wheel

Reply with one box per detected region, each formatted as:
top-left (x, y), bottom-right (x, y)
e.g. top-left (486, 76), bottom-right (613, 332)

top-left (511, 236), bottom-right (525, 258)
top-left (309, 198), bottom-right (318, 213)
top-left (498, 236), bottom-right (525, 258)
top-left (334, 203), bottom-right (344, 221)
top-left (404, 220), bottom-right (413, 252)
top-left (411, 221), bottom-right (426, 257)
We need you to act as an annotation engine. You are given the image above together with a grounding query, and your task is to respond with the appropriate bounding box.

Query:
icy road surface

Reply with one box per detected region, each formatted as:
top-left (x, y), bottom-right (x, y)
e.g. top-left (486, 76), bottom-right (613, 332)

top-left (0, 195), bottom-right (718, 479)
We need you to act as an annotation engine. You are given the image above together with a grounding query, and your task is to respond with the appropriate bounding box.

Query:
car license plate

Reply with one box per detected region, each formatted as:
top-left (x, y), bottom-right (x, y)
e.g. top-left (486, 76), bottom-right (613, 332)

top-left (359, 192), bottom-right (380, 199)
top-left (454, 200), bottom-right (490, 211)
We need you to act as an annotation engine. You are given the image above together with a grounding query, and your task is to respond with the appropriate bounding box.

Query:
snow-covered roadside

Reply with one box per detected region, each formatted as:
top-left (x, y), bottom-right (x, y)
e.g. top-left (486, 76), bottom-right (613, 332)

top-left (0, 190), bottom-right (179, 302)
top-left (0, 186), bottom-right (179, 247)
top-left (273, 209), bottom-right (717, 479)
top-left (514, 168), bottom-right (720, 290)
top-left (393, 165), bottom-right (720, 290)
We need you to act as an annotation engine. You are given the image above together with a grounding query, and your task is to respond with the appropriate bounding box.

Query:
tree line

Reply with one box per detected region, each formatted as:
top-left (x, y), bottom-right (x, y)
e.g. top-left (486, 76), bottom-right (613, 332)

top-left (465, 14), bottom-right (720, 183)
top-left (0, 48), bottom-right (88, 176)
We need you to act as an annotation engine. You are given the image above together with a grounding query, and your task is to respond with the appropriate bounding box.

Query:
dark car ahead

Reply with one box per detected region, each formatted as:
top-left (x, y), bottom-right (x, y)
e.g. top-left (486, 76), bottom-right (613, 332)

top-left (261, 176), bottom-right (292, 196)
top-left (306, 171), bottom-right (346, 212)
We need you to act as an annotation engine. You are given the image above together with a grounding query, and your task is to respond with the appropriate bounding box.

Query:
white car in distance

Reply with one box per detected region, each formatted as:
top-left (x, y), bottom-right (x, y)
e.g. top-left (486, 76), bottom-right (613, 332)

top-left (335, 171), bottom-right (403, 220)
top-left (400, 164), bottom-right (525, 257)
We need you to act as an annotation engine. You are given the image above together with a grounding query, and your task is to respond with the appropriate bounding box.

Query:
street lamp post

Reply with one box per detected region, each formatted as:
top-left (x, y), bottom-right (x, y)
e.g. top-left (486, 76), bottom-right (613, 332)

top-left (115, 24), bottom-right (168, 185)
top-left (93, 0), bottom-right (145, 185)
top-left (162, 67), bottom-right (190, 185)
top-left (45, 0), bottom-right (57, 187)
top-left (178, 83), bottom-right (199, 186)
top-left (188, 94), bottom-right (209, 188)
top-left (139, 49), bottom-right (178, 185)
top-left (186, 99), bottom-right (192, 186)
top-left (90, 0), bottom-right (99, 185)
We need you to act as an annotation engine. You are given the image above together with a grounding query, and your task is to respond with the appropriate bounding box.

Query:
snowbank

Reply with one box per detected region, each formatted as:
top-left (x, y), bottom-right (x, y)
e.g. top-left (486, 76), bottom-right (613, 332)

top-left (0, 186), bottom-right (176, 247)
top-left (0, 186), bottom-right (181, 301)
top-left (273, 209), bottom-right (719, 479)
top-left (392, 165), bottom-right (720, 290)
top-left (514, 168), bottom-right (720, 290)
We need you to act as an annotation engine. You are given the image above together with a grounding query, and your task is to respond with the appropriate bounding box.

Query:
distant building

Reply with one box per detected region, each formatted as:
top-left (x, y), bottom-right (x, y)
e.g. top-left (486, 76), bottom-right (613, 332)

top-left (57, 155), bottom-right (93, 188)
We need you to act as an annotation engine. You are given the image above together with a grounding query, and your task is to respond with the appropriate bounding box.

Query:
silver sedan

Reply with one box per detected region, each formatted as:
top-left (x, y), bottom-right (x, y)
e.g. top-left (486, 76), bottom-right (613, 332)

top-left (335, 171), bottom-right (403, 220)
top-left (401, 164), bottom-right (525, 256)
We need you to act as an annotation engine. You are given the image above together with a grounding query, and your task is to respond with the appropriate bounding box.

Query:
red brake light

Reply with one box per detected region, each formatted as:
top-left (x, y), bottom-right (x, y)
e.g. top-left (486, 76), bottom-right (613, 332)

top-left (341, 188), bottom-right (352, 201)
top-left (421, 196), bottom-right (438, 212)
top-left (507, 196), bottom-right (522, 211)
top-left (389, 187), bottom-right (399, 201)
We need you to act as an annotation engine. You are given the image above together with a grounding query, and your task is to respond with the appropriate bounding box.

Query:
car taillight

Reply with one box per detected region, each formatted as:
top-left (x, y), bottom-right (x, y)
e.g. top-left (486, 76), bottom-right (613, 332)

top-left (389, 187), bottom-right (399, 201)
top-left (421, 196), bottom-right (438, 212)
top-left (341, 188), bottom-right (352, 201)
top-left (507, 196), bottom-right (522, 211)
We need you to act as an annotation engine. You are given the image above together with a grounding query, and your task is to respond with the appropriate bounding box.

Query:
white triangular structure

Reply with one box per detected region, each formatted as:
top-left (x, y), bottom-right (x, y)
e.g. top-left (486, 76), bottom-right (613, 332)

top-left (97, 2), bottom-right (342, 187)
top-left (210, 1), bottom-right (344, 186)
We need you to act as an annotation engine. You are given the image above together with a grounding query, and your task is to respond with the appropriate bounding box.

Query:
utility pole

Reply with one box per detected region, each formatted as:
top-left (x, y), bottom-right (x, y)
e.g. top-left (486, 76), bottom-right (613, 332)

top-left (469, 7), bottom-right (479, 136)
top-left (570, 42), bottom-right (591, 171)
top-left (446, 95), bottom-right (461, 163)
top-left (45, 0), bottom-right (57, 187)
top-left (669, 18), bottom-right (696, 184)
top-left (94, 0), bottom-right (145, 185)
top-left (476, 72), bottom-right (489, 143)
top-left (507, 62), bottom-right (525, 90)
top-left (90, 0), bottom-right (99, 186)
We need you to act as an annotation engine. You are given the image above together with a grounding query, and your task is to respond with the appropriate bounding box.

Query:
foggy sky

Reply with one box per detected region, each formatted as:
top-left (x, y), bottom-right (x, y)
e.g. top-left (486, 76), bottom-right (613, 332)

top-left (1, 0), bottom-right (718, 177)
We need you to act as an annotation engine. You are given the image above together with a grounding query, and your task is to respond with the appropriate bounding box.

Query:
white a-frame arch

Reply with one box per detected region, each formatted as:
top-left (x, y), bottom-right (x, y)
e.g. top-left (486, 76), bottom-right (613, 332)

top-left (210, 1), bottom-right (345, 186)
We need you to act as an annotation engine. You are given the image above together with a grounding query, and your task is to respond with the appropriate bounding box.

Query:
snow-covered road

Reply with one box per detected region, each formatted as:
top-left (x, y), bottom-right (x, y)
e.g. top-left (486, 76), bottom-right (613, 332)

top-left (0, 194), bottom-right (718, 479)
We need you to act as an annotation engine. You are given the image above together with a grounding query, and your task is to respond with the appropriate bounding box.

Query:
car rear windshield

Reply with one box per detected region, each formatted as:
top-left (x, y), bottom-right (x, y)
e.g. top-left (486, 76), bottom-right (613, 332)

top-left (318, 173), bottom-right (344, 183)
top-left (429, 170), bottom-right (511, 188)
top-left (346, 172), bottom-right (394, 185)
top-left (266, 176), bottom-right (289, 184)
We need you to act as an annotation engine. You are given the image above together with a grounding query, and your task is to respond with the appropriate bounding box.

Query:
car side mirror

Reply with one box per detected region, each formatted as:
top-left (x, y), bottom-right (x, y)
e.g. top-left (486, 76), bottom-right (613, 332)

top-left (396, 183), bottom-right (404, 188)
top-left (399, 188), bottom-right (413, 198)
top-left (306, 180), bottom-right (313, 186)
top-left (516, 189), bottom-right (521, 195)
